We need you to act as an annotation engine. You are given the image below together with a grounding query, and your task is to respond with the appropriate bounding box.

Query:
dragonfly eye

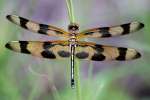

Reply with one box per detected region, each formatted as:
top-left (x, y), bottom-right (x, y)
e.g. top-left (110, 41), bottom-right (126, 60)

top-left (68, 23), bottom-right (79, 31)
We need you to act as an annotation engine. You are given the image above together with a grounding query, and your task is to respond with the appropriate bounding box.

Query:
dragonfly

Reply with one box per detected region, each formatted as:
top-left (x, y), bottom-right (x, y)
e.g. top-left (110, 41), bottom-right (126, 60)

top-left (5, 15), bottom-right (144, 88)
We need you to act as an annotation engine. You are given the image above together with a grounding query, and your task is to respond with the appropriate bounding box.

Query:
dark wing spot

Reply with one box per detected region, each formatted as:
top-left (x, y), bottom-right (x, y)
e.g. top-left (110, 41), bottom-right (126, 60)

top-left (38, 24), bottom-right (64, 35)
top-left (91, 53), bottom-right (105, 61)
top-left (43, 42), bottom-right (55, 49)
top-left (84, 27), bottom-right (111, 37)
top-left (91, 44), bottom-right (105, 61)
top-left (58, 51), bottom-right (70, 57)
top-left (134, 52), bottom-right (141, 59)
top-left (121, 23), bottom-right (130, 34)
top-left (19, 41), bottom-right (30, 54)
top-left (6, 15), bottom-right (13, 22)
top-left (76, 52), bottom-right (89, 59)
top-left (5, 43), bottom-right (12, 50)
top-left (19, 17), bottom-right (28, 29)
top-left (116, 47), bottom-right (127, 60)
top-left (100, 27), bottom-right (111, 37)
top-left (94, 44), bottom-right (104, 52)
top-left (38, 24), bottom-right (49, 34)
top-left (138, 23), bottom-right (144, 29)
top-left (41, 50), bottom-right (56, 59)
top-left (84, 32), bottom-right (95, 35)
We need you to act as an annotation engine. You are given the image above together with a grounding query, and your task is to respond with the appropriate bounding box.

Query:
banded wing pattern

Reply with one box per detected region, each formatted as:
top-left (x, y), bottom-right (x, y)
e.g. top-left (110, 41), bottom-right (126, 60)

top-left (5, 41), bottom-right (141, 61)
top-left (79, 21), bottom-right (144, 39)
top-left (6, 15), bottom-right (68, 37)
top-left (76, 42), bottom-right (141, 61)
top-left (5, 41), bottom-right (71, 59)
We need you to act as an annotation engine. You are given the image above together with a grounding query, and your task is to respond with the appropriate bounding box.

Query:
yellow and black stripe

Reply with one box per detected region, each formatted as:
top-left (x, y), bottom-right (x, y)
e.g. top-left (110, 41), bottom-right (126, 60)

top-left (5, 41), bottom-right (141, 61)
top-left (76, 42), bottom-right (141, 61)
top-left (6, 15), bottom-right (69, 37)
top-left (5, 41), bottom-right (70, 59)
top-left (79, 21), bottom-right (144, 38)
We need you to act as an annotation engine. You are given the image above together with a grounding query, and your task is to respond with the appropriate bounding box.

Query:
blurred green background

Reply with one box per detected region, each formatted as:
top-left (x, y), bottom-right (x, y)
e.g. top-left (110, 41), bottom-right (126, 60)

top-left (0, 0), bottom-right (150, 100)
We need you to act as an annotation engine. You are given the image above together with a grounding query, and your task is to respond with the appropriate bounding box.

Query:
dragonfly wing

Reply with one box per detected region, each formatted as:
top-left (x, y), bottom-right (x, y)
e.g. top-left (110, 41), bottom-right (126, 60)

top-left (5, 41), bottom-right (71, 59)
top-left (6, 15), bottom-right (69, 37)
top-left (5, 41), bottom-right (141, 61)
top-left (79, 21), bottom-right (144, 39)
top-left (75, 42), bottom-right (141, 61)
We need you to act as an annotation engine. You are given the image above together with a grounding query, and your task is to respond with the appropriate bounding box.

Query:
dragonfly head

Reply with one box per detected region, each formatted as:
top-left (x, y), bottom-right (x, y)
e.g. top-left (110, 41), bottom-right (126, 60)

top-left (68, 23), bottom-right (79, 33)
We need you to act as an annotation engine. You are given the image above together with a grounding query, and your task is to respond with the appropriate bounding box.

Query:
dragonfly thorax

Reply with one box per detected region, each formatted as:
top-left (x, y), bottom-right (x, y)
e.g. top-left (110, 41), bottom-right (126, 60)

top-left (68, 35), bottom-right (77, 46)
top-left (68, 23), bottom-right (79, 45)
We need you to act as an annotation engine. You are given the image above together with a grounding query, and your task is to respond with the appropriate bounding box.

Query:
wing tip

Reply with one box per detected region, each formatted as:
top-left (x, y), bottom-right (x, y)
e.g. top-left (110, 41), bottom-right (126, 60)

top-left (134, 52), bottom-right (141, 59)
top-left (6, 14), bottom-right (20, 25)
top-left (5, 42), bottom-right (12, 50)
top-left (6, 15), bottom-right (17, 20)
top-left (139, 22), bottom-right (144, 29)
top-left (6, 15), bottom-right (12, 21)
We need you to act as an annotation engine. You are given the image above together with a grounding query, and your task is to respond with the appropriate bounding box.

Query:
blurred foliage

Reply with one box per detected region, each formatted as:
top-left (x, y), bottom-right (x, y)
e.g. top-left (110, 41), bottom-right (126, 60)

top-left (0, 0), bottom-right (150, 100)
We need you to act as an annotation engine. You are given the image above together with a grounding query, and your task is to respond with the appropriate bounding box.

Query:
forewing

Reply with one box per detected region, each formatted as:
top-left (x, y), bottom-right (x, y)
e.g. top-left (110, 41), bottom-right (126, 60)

top-left (78, 22), bottom-right (144, 39)
top-left (75, 42), bottom-right (141, 61)
top-left (6, 15), bottom-right (68, 37)
top-left (5, 41), bottom-right (71, 59)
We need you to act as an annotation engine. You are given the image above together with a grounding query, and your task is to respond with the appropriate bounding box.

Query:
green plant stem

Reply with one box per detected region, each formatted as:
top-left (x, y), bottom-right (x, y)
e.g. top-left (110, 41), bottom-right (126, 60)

top-left (75, 59), bottom-right (82, 100)
top-left (88, 62), bottom-right (93, 82)
top-left (65, 0), bottom-right (75, 23)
